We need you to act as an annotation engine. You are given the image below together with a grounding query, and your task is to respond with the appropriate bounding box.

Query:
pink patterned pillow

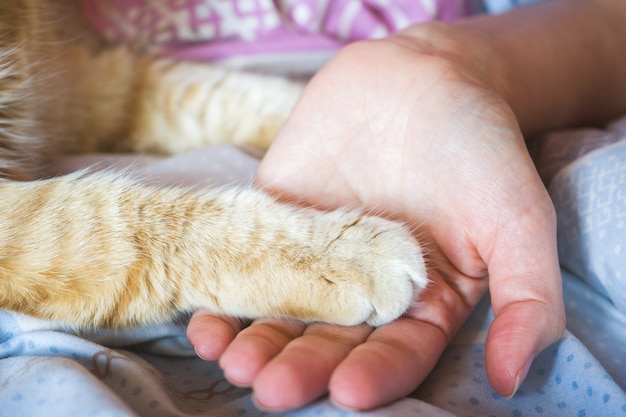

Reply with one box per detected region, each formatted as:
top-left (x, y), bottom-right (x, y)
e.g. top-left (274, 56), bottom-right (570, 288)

top-left (84, 0), bottom-right (479, 69)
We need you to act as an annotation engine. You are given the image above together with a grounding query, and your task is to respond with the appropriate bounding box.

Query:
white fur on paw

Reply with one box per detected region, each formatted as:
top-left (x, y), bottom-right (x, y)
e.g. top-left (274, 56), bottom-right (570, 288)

top-left (304, 211), bottom-right (428, 327)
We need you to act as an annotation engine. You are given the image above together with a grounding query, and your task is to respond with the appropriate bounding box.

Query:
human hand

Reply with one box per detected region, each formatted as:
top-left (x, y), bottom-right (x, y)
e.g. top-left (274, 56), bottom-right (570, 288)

top-left (187, 23), bottom-right (565, 411)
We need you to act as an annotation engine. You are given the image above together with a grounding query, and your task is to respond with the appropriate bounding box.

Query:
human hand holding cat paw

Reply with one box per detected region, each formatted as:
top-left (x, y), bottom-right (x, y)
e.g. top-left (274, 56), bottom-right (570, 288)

top-left (187, 20), bottom-right (568, 412)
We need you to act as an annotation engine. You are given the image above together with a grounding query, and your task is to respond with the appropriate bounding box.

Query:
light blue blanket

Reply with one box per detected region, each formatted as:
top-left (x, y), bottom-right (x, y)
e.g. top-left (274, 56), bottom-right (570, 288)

top-left (2, 123), bottom-right (626, 416)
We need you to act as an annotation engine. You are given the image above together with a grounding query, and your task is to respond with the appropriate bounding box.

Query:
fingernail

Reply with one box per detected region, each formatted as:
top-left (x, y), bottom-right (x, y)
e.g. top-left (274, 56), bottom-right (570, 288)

top-left (505, 358), bottom-right (532, 400)
top-left (504, 374), bottom-right (522, 400)
top-left (193, 345), bottom-right (207, 360)
top-left (504, 361), bottom-right (532, 400)
top-left (193, 344), bottom-right (216, 361)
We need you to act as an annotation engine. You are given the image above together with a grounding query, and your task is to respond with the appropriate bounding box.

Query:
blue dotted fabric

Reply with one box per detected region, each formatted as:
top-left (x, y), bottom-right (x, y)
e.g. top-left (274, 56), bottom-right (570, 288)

top-left (412, 133), bottom-right (626, 416)
top-left (414, 294), bottom-right (626, 417)
top-left (552, 141), bottom-right (626, 316)
top-left (3, 135), bottom-right (626, 416)
top-left (552, 141), bottom-right (626, 393)
top-left (2, 138), bottom-right (626, 417)
top-left (1, 145), bottom-right (459, 417)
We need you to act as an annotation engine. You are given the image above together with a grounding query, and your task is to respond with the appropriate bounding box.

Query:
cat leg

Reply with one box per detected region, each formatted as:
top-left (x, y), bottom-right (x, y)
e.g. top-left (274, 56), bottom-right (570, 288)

top-left (57, 46), bottom-right (302, 155)
top-left (0, 173), bottom-right (426, 329)
top-left (207, 206), bottom-right (429, 327)
top-left (125, 58), bottom-right (304, 153)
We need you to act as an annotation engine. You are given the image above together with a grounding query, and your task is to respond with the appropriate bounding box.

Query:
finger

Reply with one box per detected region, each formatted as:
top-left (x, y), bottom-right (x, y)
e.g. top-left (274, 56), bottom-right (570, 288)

top-left (485, 205), bottom-right (565, 398)
top-left (186, 309), bottom-right (245, 361)
top-left (485, 298), bottom-right (564, 398)
top-left (328, 318), bottom-right (448, 411)
top-left (328, 268), bottom-right (485, 411)
top-left (219, 318), bottom-right (307, 387)
top-left (252, 322), bottom-right (372, 411)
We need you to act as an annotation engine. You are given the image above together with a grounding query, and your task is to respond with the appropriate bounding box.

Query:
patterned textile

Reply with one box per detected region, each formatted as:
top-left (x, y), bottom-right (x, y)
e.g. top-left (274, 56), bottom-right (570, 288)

top-left (3, 121), bottom-right (626, 415)
top-left (551, 138), bottom-right (626, 315)
top-left (82, 0), bottom-right (483, 72)
top-left (4, 2), bottom-right (624, 415)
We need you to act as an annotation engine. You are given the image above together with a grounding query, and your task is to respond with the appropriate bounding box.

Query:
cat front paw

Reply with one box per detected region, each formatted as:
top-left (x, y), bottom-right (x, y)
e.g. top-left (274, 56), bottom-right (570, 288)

top-left (198, 190), bottom-right (428, 328)
top-left (277, 211), bottom-right (428, 327)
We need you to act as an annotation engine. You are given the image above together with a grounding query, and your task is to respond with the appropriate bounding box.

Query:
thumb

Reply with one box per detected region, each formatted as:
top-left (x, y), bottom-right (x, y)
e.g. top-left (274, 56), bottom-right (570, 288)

top-left (484, 203), bottom-right (565, 398)
top-left (485, 299), bottom-right (564, 398)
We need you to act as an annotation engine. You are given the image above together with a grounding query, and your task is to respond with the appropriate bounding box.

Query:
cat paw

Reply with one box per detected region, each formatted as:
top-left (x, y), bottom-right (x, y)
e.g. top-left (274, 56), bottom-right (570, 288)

top-left (203, 191), bottom-right (428, 327)
top-left (279, 211), bottom-right (428, 327)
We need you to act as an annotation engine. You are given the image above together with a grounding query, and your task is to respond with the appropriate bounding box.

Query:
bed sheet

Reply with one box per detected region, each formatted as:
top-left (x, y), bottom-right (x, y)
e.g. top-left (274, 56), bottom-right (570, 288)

top-left (2, 121), bottom-right (626, 416)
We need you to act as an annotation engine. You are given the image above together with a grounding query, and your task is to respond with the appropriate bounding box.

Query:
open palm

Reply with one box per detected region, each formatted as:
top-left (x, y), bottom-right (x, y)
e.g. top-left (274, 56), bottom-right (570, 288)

top-left (187, 26), bottom-right (565, 411)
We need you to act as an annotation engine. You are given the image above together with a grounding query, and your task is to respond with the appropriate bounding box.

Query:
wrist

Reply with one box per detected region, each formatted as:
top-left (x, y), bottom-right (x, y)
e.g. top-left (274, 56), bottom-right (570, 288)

top-left (388, 21), bottom-right (510, 120)
top-left (455, 0), bottom-right (626, 134)
top-left (393, 21), bottom-right (503, 81)
top-left (390, 0), bottom-right (626, 136)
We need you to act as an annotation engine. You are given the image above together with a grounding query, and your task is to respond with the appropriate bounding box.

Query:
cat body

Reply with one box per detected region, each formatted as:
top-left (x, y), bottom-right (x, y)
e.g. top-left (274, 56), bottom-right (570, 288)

top-left (0, 0), bottom-right (427, 329)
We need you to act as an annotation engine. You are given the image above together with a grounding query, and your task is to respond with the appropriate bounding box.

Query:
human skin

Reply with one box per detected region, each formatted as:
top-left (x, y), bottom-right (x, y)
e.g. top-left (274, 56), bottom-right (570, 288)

top-left (187, 0), bottom-right (626, 411)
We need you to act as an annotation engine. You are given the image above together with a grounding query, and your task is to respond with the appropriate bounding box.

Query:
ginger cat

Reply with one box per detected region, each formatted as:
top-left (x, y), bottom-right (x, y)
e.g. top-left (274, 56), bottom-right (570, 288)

top-left (0, 1), bottom-right (427, 329)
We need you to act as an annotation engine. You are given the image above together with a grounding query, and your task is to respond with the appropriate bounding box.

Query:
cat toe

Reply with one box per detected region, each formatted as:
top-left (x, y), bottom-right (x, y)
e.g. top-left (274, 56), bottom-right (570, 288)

top-left (319, 213), bottom-right (428, 326)
top-left (363, 255), bottom-right (428, 327)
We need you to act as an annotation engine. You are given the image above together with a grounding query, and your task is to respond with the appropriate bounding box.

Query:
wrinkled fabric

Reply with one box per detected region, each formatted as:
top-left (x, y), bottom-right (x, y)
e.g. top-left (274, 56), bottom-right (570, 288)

top-left (82, 0), bottom-right (483, 73)
top-left (3, 122), bottom-right (626, 416)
